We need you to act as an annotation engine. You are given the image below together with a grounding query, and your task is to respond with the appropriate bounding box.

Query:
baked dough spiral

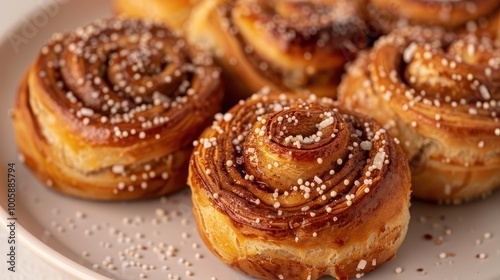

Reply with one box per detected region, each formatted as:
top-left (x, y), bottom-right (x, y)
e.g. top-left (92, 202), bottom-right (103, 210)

top-left (12, 18), bottom-right (223, 200)
top-left (188, 90), bottom-right (411, 279)
top-left (188, 0), bottom-right (371, 105)
top-left (338, 26), bottom-right (500, 204)
top-left (367, 0), bottom-right (500, 38)
top-left (114, 0), bottom-right (201, 31)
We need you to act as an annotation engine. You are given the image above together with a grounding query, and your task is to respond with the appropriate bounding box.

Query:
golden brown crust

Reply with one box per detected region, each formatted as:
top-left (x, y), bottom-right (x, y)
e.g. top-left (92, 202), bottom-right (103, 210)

top-left (188, 90), bottom-right (411, 279)
top-left (12, 18), bottom-right (223, 200)
top-left (187, 0), bottom-right (372, 106)
top-left (367, 0), bottom-right (500, 38)
top-left (114, 0), bottom-right (201, 31)
top-left (338, 26), bottom-right (500, 204)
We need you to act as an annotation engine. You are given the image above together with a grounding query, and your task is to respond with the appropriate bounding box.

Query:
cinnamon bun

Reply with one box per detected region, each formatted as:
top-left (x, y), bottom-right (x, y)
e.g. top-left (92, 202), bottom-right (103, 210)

top-left (12, 18), bottom-right (223, 200)
top-left (187, 0), bottom-right (372, 106)
top-left (338, 26), bottom-right (500, 203)
top-left (188, 89), bottom-right (411, 279)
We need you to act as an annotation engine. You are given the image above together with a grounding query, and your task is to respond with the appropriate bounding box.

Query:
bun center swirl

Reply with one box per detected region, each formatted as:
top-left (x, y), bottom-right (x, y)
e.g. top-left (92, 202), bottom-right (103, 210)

top-left (56, 20), bottom-right (191, 112)
top-left (243, 105), bottom-right (351, 193)
top-left (106, 39), bottom-right (188, 101)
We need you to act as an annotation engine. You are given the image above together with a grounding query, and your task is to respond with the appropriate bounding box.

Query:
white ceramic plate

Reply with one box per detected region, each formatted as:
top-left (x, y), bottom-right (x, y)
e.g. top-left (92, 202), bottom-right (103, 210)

top-left (0, 1), bottom-right (499, 279)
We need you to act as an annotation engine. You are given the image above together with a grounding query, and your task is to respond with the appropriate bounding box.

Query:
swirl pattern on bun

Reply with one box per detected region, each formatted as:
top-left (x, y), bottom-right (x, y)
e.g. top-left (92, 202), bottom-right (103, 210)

top-left (12, 18), bottom-right (223, 200)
